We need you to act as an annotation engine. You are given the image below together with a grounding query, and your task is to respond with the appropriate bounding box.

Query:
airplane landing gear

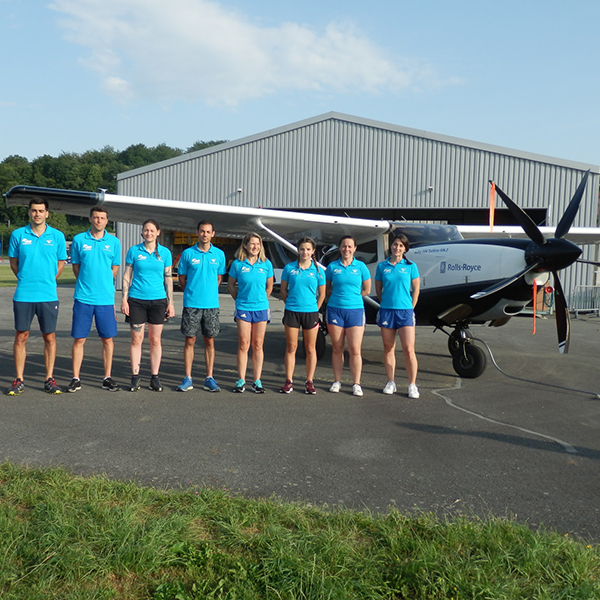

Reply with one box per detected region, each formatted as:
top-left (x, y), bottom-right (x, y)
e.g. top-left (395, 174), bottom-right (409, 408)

top-left (446, 327), bottom-right (487, 379)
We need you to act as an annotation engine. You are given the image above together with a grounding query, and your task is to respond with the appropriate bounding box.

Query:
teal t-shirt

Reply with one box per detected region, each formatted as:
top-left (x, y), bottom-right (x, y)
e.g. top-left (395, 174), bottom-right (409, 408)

top-left (9, 224), bottom-right (67, 302)
top-left (125, 243), bottom-right (172, 301)
top-left (178, 244), bottom-right (227, 309)
top-left (72, 229), bottom-right (121, 305)
top-left (229, 258), bottom-right (274, 311)
top-left (281, 261), bottom-right (325, 312)
top-left (375, 257), bottom-right (419, 309)
top-left (325, 258), bottom-right (371, 309)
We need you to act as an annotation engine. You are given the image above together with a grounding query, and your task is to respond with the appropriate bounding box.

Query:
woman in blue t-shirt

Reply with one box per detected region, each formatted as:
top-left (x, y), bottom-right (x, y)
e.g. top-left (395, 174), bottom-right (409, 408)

top-left (279, 237), bottom-right (326, 395)
top-left (375, 233), bottom-right (420, 399)
top-left (325, 235), bottom-right (372, 397)
top-left (121, 219), bottom-right (174, 393)
top-left (228, 232), bottom-right (274, 393)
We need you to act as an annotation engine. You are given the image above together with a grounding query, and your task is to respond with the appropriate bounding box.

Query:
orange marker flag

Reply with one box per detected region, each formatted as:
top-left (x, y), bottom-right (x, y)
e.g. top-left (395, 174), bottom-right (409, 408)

top-left (489, 180), bottom-right (496, 232)
top-left (532, 279), bottom-right (537, 335)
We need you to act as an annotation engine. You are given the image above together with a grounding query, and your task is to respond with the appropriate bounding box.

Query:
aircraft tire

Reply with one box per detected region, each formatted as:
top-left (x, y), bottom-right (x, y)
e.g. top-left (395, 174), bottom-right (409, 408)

top-left (316, 328), bottom-right (327, 361)
top-left (452, 343), bottom-right (487, 378)
top-left (299, 328), bottom-right (327, 361)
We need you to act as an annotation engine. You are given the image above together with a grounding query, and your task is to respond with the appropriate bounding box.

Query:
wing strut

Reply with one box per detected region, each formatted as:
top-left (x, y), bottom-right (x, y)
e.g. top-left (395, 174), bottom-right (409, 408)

top-left (252, 218), bottom-right (381, 310)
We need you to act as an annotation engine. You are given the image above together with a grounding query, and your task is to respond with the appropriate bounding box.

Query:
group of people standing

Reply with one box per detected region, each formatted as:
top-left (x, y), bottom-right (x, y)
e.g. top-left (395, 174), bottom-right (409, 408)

top-left (6, 198), bottom-right (420, 398)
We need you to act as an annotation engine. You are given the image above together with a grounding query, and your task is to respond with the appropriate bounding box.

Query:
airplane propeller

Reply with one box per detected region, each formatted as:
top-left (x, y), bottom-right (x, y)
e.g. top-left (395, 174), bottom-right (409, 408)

top-left (471, 171), bottom-right (593, 354)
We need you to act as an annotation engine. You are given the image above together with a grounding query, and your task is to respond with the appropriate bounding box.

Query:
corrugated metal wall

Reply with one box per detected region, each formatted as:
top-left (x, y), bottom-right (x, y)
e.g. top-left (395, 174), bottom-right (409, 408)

top-left (116, 112), bottom-right (600, 300)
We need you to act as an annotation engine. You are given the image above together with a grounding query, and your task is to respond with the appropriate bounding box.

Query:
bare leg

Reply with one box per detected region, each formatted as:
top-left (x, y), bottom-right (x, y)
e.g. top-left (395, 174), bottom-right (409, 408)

top-left (303, 326), bottom-right (319, 381)
top-left (345, 326), bottom-right (365, 385)
top-left (72, 337), bottom-right (86, 379)
top-left (130, 323), bottom-right (145, 375)
top-left (13, 330), bottom-right (29, 381)
top-left (380, 326), bottom-right (397, 381)
top-left (284, 325), bottom-right (300, 381)
top-left (183, 336), bottom-right (196, 377)
top-left (42, 332), bottom-right (57, 380)
top-left (327, 323), bottom-right (345, 382)
top-left (236, 319), bottom-right (252, 381)
top-left (101, 337), bottom-right (114, 379)
top-left (204, 336), bottom-right (215, 378)
top-left (398, 326), bottom-right (418, 384)
top-left (250, 321), bottom-right (268, 381)
top-left (147, 323), bottom-right (164, 375)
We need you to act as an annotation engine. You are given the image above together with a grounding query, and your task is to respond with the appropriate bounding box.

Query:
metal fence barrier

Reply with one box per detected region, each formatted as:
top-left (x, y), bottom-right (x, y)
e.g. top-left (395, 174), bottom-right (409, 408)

top-left (571, 285), bottom-right (600, 317)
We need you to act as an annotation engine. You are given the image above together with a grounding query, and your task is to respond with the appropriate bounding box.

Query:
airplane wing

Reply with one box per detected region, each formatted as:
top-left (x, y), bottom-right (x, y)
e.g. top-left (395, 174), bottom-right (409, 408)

top-left (457, 225), bottom-right (600, 245)
top-left (4, 186), bottom-right (391, 246)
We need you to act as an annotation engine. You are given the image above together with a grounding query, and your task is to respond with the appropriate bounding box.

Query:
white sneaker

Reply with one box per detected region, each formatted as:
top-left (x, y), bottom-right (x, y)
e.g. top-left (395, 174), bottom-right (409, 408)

top-left (352, 384), bottom-right (363, 397)
top-left (329, 381), bottom-right (341, 393)
top-left (383, 381), bottom-right (396, 395)
top-left (408, 383), bottom-right (420, 399)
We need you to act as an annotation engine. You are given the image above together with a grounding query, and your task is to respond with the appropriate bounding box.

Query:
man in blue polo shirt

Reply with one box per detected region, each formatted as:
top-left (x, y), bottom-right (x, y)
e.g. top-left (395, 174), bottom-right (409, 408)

top-left (67, 206), bottom-right (121, 393)
top-left (176, 220), bottom-right (226, 392)
top-left (7, 198), bottom-right (67, 395)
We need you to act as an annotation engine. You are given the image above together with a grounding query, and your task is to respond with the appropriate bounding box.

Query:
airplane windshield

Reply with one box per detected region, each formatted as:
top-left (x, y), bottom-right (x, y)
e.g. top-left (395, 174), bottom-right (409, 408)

top-left (390, 223), bottom-right (462, 247)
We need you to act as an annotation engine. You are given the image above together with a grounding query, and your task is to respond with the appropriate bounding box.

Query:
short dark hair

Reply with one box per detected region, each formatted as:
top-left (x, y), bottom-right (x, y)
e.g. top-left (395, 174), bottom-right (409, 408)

top-left (28, 197), bottom-right (48, 210)
top-left (90, 205), bottom-right (108, 217)
top-left (196, 219), bottom-right (214, 231)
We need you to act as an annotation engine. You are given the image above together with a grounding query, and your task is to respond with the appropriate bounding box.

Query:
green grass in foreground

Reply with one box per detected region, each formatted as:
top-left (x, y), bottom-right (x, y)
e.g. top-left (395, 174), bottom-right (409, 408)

top-left (0, 464), bottom-right (599, 599)
top-left (0, 263), bottom-right (76, 286)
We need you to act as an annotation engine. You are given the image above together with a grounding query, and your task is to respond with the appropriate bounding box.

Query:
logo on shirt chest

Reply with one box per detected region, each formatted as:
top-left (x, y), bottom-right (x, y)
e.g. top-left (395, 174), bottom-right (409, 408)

top-left (22, 238), bottom-right (33, 245)
top-left (83, 244), bottom-right (93, 252)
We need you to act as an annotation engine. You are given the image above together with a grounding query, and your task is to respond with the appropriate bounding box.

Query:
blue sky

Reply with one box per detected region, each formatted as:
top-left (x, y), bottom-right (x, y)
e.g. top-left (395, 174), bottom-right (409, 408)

top-left (2, 0), bottom-right (600, 166)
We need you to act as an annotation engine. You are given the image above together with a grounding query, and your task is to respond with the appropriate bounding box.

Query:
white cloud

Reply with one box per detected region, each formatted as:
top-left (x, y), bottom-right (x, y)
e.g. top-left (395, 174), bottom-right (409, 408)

top-left (49, 0), bottom-right (455, 106)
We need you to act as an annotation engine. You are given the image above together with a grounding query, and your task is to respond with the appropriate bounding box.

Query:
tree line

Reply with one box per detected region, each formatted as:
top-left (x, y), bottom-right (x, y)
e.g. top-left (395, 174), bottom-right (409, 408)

top-left (0, 140), bottom-right (226, 242)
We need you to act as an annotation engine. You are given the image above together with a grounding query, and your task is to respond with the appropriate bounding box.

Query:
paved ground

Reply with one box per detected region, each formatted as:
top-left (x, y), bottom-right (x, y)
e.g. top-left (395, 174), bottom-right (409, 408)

top-left (1, 283), bottom-right (600, 541)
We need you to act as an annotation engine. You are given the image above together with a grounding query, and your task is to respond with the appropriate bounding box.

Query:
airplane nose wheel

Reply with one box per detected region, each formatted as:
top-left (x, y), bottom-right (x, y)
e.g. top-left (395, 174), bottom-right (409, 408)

top-left (452, 341), bottom-right (487, 378)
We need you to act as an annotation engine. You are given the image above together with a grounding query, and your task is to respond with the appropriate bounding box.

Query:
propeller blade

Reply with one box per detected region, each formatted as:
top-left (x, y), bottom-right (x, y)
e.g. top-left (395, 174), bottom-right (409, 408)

top-left (553, 271), bottom-right (570, 354)
top-left (577, 259), bottom-right (600, 267)
top-left (470, 260), bottom-right (542, 300)
top-left (494, 184), bottom-right (546, 245)
top-left (555, 170), bottom-right (590, 239)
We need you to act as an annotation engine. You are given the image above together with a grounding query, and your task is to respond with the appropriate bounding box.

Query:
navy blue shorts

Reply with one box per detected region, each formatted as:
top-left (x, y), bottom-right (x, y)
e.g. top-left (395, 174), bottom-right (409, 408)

top-left (71, 299), bottom-right (118, 339)
top-left (326, 306), bottom-right (365, 328)
top-left (234, 308), bottom-right (271, 324)
top-left (14, 300), bottom-right (60, 334)
top-left (377, 308), bottom-right (416, 329)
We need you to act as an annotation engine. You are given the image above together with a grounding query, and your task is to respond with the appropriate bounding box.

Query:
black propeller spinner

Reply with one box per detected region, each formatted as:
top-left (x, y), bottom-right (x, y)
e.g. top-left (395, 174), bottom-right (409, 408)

top-left (471, 170), bottom-right (595, 354)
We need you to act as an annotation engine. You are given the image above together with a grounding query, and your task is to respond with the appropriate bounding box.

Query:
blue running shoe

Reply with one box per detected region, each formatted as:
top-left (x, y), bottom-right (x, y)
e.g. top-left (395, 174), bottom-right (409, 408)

top-left (204, 377), bottom-right (221, 392)
top-left (177, 376), bottom-right (194, 392)
top-left (252, 380), bottom-right (265, 394)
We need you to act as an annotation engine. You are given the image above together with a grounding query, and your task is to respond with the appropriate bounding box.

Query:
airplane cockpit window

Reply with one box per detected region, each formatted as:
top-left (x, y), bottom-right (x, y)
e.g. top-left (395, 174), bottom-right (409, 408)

top-left (390, 223), bottom-right (462, 247)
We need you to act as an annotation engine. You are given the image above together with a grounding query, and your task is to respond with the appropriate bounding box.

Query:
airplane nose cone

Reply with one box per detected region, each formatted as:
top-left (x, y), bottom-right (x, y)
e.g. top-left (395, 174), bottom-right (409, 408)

top-left (526, 238), bottom-right (582, 271)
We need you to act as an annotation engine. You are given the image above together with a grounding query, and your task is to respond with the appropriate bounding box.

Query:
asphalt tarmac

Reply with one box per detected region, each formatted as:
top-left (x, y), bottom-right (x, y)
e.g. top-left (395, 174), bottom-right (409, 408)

top-left (1, 283), bottom-right (600, 541)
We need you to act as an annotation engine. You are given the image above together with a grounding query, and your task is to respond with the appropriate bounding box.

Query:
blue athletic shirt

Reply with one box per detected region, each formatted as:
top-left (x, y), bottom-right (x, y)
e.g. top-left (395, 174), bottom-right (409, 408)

top-left (9, 224), bottom-right (67, 302)
top-left (72, 229), bottom-right (121, 305)
top-left (229, 258), bottom-right (274, 311)
top-left (178, 243), bottom-right (227, 309)
top-left (125, 243), bottom-right (172, 301)
top-left (281, 260), bottom-right (325, 312)
top-left (375, 257), bottom-right (420, 309)
top-left (325, 258), bottom-right (372, 309)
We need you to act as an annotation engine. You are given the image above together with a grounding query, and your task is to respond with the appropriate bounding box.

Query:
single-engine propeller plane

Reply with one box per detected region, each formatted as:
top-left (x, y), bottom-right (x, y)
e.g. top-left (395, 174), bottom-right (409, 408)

top-left (5, 171), bottom-right (600, 379)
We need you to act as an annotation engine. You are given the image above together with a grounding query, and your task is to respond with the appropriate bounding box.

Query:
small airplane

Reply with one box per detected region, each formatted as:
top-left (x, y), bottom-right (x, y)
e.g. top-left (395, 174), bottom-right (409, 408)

top-left (5, 171), bottom-right (600, 379)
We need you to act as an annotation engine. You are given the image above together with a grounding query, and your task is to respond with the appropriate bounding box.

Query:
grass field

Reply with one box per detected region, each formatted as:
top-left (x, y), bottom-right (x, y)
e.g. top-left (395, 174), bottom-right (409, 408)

top-left (0, 262), bottom-right (76, 287)
top-left (0, 462), bottom-right (599, 599)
